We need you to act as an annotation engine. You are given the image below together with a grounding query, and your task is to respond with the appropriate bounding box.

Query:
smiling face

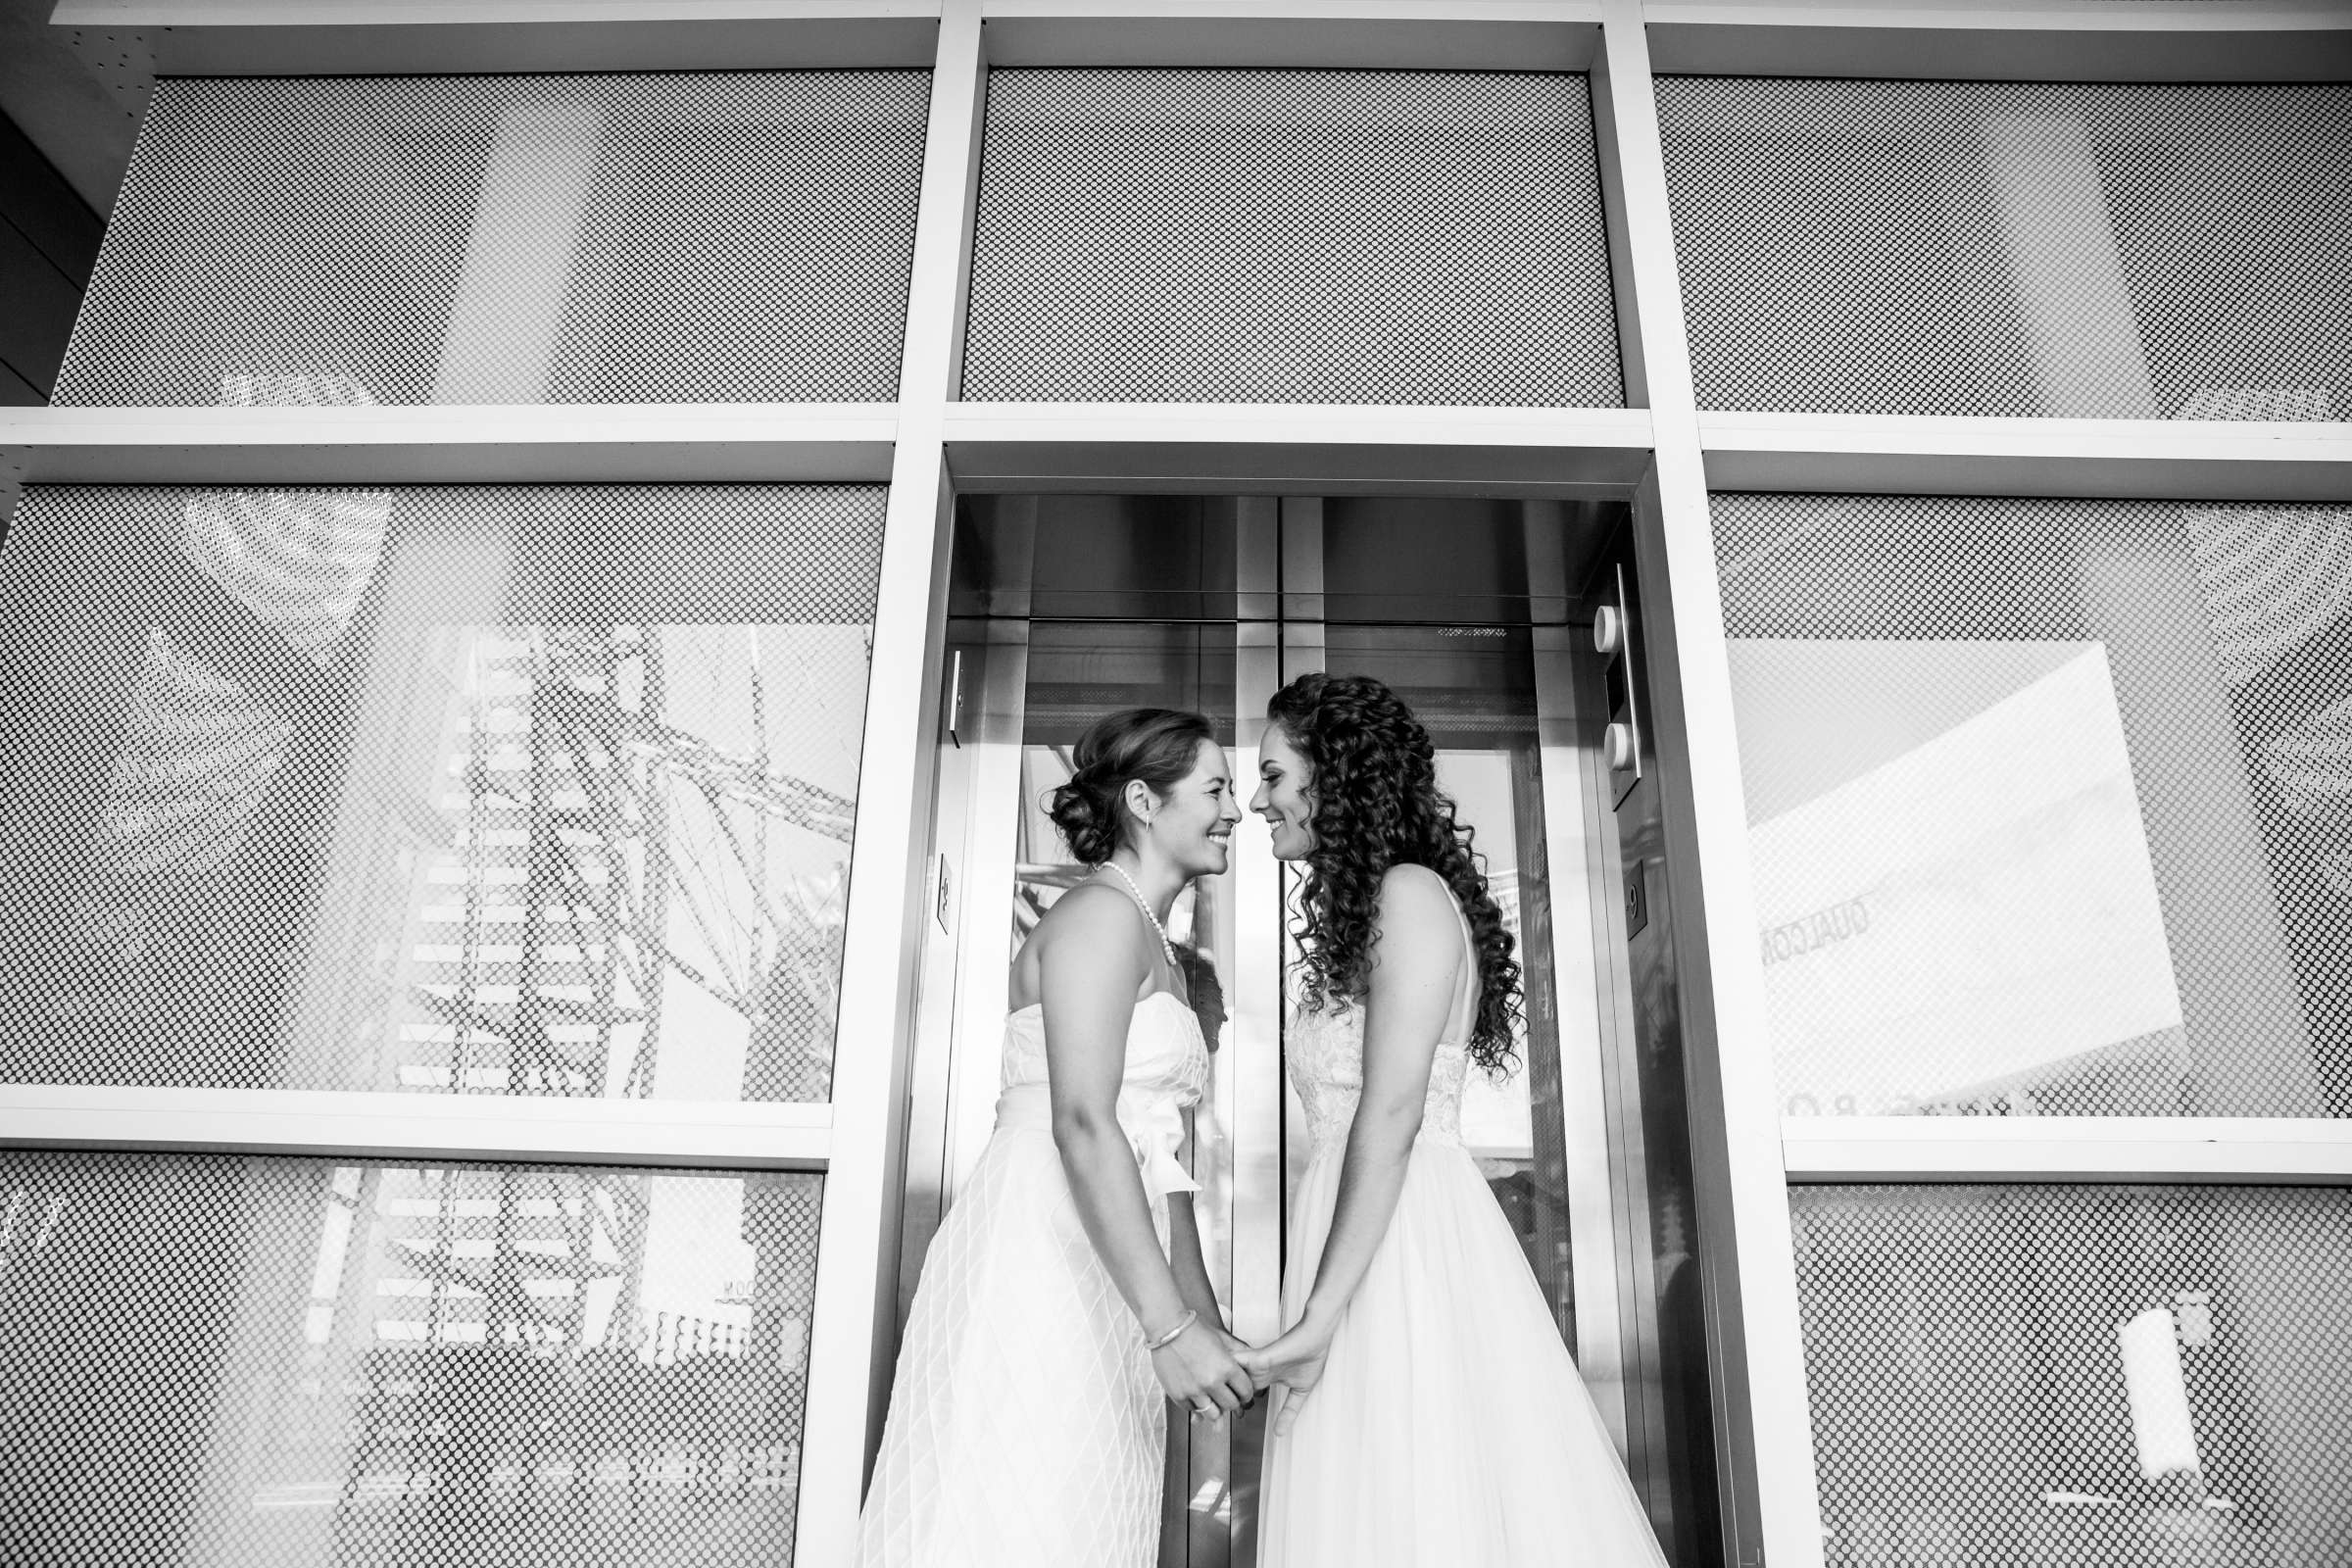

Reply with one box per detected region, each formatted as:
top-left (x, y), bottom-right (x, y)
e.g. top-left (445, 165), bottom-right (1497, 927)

top-left (1137, 738), bottom-right (1243, 878)
top-left (1250, 723), bottom-right (1316, 862)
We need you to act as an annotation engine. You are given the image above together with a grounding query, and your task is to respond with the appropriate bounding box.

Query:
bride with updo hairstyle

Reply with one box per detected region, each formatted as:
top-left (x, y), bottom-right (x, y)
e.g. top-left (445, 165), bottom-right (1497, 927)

top-left (1242, 672), bottom-right (1669, 1567)
top-left (1045, 720), bottom-right (1160, 868)
top-left (858, 707), bottom-right (1253, 1567)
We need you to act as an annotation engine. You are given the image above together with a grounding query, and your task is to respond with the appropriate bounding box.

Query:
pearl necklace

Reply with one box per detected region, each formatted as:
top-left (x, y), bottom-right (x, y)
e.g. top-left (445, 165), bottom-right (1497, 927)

top-left (1102, 860), bottom-right (1180, 970)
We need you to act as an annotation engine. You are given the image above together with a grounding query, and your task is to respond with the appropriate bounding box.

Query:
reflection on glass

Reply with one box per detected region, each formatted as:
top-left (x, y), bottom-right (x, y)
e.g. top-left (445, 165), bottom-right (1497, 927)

top-left (0, 1155), bottom-right (820, 1568)
top-left (0, 485), bottom-right (883, 1101)
top-left (1716, 494), bottom-right (2352, 1118)
top-left (366, 621), bottom-right (863, 1099)
top-left (1795, 1185), bottom-right (2352, 1567)
top-left (952, 495), bottom-right (1245, 624)
top-left (1737, 640), bottom-right (2185, 1116)
top-left (94, 627), bottom-right (296, 888)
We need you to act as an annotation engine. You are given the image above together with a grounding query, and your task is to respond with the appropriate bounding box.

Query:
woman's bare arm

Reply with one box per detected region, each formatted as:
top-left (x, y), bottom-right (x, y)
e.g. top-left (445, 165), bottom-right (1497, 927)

top-left (1164, 1193), bottom-right (1224, 1325)
top-left (1041, 887), bottom-right (1253, 1414)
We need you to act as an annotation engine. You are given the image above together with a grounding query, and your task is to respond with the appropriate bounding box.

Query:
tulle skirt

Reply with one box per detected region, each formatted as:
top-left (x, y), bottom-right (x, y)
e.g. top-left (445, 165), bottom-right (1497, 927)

top-left (1258, 1138), bottom-right (1671, 1567)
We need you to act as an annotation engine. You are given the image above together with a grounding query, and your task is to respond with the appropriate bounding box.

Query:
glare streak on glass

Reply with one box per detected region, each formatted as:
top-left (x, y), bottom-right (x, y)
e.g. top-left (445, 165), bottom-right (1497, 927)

top-left (1657, 80), bottom-right (2352, 418)
top-left (52, 74), bottom-right (930, 407)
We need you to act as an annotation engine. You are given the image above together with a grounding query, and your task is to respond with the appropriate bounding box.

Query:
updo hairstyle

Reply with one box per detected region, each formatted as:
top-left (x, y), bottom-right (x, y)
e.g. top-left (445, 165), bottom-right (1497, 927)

top-left (1047, 708), bottom-right (1216, 866)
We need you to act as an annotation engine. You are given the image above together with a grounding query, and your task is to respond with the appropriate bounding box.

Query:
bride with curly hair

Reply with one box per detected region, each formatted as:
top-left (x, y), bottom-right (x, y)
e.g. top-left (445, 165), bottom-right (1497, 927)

top-left (1241, 672), bottom-right (1667, 1566)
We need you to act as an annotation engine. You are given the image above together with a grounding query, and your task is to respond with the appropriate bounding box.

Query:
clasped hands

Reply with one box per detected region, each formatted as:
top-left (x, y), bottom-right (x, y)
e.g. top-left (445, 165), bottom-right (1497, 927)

top-left (1151, 1308), bottom-right (1335, 1438)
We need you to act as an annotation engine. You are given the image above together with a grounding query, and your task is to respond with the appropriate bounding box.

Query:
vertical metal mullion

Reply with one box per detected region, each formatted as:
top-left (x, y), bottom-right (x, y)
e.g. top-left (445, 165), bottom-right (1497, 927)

top-left (1595, 6), bottom-right (1826, 1566)
top-left (1228, 611), bottom-right (1286, 1565)
top-left (1230, 518), bottom-right (1287, 1353)
top-left (797, 4), bottom-right (988, 1561)
top-left (1273, 616), bottom-right (1329, 1246)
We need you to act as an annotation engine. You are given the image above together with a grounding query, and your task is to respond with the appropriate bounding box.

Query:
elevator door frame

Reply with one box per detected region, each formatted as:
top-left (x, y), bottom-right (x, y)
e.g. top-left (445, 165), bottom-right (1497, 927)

top-left (890, 485), bottom-right (1685, 1567)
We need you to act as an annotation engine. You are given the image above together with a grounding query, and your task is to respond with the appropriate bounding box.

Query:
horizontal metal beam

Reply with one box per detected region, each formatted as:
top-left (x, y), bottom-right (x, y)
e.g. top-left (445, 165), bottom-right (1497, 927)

top-left (0, 405), bottom-right (898, 491)
top-left (54, 1), bottom-right (1617, 85)
top-left (16, 406), bottom-right (2348, 504)
top-left (52, 4), bottom-right (939, 77)
top-left (945, 403), bottom-right (1654, 495)
top-left (0, 1086), bottom-right (832, 1170)
top-left (1700, 413), bottom-right (2352, 504)
top-left (1648, 3), bottom-right (2352, 83)
top-left (54, 0), bottom-right (1613, 80)
top-left (1783, 1115), bottom-right (2352, 1186)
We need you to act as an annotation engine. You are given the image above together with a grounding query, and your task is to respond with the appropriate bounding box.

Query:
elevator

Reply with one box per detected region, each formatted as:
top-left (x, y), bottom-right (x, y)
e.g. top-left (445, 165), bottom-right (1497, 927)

top-left (889, 494), bottom-right (1721, 1568)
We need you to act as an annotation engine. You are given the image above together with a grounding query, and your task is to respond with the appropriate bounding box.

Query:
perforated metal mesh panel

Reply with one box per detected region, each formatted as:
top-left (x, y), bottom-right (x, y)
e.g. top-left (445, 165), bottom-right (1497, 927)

top-left (0, 484), bottom-right (886, 1099)
top-left (963, 70), bottom-right (1621, 406)
top-left (1657, 79), bottom-right (2352, 417)
top-left (1712, 495), bottom-right (2352, 1117)
top-left (1793, 1185), bottom-right (2352, 1567)
top-left (55, 73), bottom-right (930, 407)
top-left (0, 1152), bottom-right (819, 1568)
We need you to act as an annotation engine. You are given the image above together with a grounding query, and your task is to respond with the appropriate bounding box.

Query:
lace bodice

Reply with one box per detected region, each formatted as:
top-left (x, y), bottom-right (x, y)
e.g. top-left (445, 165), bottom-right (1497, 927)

top-left (1285, 876), bottom-right (1483, 1155)
top-left (1288, 1001), bottom-right (1470, 1154)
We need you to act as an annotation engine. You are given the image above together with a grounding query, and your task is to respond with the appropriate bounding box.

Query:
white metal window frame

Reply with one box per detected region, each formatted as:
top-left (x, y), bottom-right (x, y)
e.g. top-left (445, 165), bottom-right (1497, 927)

top-left (0, 3), bottom-right (2346, 1566)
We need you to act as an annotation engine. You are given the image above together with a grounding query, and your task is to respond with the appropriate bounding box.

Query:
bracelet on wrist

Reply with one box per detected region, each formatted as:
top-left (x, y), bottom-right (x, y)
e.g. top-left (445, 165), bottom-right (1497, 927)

top-left (1143, 1308), bottom-right (1198, 1352)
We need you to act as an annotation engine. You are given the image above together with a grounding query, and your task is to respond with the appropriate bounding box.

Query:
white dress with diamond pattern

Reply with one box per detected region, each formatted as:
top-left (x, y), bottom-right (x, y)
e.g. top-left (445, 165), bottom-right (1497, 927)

top-left (858, 990), bottom-right (1210, 1567)
top-left (1259, 888), bottom-right (1670, 1567)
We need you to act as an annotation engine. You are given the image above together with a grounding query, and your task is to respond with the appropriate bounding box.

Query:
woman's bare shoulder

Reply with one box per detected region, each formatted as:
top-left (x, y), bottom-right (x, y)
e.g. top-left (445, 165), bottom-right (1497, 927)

top-left (1011, 881), bottom-right (1147, 1001)
top-left (1030, 883), bottom-right (1148, 968)
top-left (1376, 862), bottom-right (1456, 918)
top-left (1040, 879), bottom-right (1138, 939)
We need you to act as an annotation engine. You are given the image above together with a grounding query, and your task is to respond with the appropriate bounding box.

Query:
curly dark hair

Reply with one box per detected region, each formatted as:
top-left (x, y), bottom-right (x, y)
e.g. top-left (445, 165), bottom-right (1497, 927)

top-left (1046, 707), bottom-right (1216, 865)
top-left (1267, 672), bottom-right (1523, 1075)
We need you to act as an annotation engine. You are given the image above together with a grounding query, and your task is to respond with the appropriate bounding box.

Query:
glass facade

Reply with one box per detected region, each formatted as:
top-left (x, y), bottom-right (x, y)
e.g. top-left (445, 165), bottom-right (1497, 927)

top-left (1, 9), bottom-right (2345, 1568)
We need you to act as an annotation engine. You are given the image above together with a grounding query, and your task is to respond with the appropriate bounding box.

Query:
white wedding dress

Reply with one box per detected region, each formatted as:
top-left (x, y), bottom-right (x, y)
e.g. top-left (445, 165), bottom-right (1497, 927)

top-left (858, 989), bottom-right (1210, 1567)
top-left (1259, 892), bottom-right (1670, 1567)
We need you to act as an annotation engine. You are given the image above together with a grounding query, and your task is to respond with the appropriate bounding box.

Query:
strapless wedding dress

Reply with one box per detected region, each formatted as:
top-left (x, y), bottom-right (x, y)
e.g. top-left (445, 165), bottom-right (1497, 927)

top-left (858, 991), bottom-right (1209, 1567)
top-left (1259, 898), bottom-right (1669, 1567)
